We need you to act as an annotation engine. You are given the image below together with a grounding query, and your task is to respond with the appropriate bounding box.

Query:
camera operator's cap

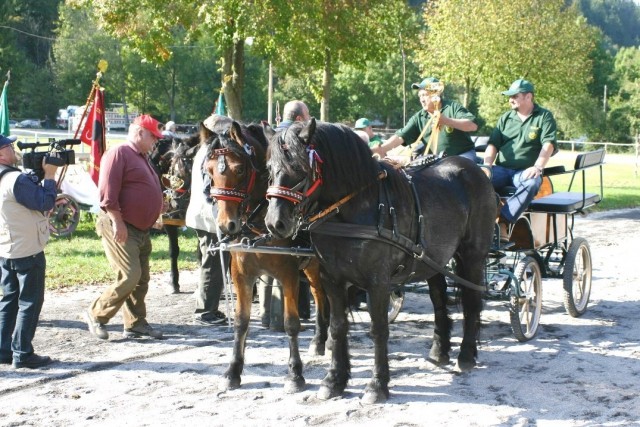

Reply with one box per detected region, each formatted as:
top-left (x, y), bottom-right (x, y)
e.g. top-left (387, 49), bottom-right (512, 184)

top-left (133, 115), bottom-right (164, 138)
top-left (0, 134), bottom-right (17, 149)
top-left (411, 77), bottom-right (440, 90)
top-left (502, 79), bottom-right (535, 96)
top-left (354, 118), bottom-right (370, 129)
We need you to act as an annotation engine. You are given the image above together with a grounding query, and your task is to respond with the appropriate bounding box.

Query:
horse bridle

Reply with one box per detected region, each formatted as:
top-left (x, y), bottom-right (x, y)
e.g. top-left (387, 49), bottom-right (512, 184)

top-left (209, 139), bottom-right (259, 216)
top-left (265, 143), bottom-right (323, 222)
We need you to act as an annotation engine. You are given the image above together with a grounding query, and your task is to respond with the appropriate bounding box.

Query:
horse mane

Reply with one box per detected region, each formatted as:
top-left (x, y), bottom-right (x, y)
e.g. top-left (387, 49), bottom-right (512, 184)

top-left (270, 120), bottom-right (381, 200)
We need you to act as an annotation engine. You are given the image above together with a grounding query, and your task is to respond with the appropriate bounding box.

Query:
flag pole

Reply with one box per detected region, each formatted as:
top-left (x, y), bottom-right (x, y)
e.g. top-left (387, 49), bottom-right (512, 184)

top-left (59, 61), bottom-right (108, 187)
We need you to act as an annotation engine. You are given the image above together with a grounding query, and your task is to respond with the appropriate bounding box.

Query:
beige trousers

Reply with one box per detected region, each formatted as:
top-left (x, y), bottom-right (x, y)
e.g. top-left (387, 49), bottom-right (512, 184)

top-left (90, 213), bottom-right (152, 329)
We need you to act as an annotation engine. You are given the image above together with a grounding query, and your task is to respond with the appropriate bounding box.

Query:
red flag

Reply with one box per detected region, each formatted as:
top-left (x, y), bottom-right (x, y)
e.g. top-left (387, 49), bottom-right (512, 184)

top-left (80, 87), bottom-right (106, 186)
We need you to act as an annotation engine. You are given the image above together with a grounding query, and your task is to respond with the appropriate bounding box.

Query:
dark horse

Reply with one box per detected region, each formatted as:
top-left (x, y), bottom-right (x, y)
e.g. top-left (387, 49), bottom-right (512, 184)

top-left (264, 119), bottom-right (496, 403)
top-left (149, 134), bottom-right (200, 293)
top-left (200, 116), bottom-right (329, 393)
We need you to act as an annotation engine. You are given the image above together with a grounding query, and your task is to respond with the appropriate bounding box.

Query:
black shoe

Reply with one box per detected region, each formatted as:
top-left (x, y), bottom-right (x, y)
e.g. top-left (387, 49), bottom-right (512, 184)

top-left (193, 310), bottom-right (227, 325)
top-left (0, 357), bottom-right (12, 365)
top-left (13, 353), bottom-right (52, 369)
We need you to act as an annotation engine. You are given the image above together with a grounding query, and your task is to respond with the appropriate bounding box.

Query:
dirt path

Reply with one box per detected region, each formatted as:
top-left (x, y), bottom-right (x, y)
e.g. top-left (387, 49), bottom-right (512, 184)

top-left (1, 208), bottom-right (639, 426)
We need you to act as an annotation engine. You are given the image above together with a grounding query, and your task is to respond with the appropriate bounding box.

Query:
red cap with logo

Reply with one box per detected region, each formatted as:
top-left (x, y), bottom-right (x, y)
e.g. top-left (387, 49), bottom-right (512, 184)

top-left (133, 114), bottom-right (163, 138)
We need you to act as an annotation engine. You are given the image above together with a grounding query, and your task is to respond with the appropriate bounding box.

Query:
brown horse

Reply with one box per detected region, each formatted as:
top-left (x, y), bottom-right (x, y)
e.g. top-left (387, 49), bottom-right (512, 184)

top-left (201, 116), bottom-right (328, 393)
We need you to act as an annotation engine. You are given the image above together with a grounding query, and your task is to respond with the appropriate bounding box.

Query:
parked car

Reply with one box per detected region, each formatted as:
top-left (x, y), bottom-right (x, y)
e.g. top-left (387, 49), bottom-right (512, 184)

top-left (16, 119), bottom-right (42, 128)
top-left (8, 120), bottom-right (17, 127)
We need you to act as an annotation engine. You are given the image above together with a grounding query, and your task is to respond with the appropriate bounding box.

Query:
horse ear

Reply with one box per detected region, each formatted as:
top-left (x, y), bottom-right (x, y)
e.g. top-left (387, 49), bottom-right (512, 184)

top-left (229, 120), bottom-right (243, 143)
top-left (199, 121), bottom-right (214, 142)
top-left (262, 122), bottom-right (275, 139)
top-left (299, 117), bottom-right (316, 144)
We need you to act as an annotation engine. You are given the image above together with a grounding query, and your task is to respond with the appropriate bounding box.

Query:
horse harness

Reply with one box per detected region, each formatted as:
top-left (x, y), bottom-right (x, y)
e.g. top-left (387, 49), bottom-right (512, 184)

top-left (208, 135), bottom-right (266, 236)
top-left (266, 150), bottom-right (486, 292)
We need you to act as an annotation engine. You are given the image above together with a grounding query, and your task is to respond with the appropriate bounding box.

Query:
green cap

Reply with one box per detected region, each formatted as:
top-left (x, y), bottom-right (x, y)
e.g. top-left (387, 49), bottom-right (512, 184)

top-left (354, 118), bottom-right (370, 129)
top-left (411, 77), bottom-right (440, 90)
top-left (502, 79), bottom-right (535, 96)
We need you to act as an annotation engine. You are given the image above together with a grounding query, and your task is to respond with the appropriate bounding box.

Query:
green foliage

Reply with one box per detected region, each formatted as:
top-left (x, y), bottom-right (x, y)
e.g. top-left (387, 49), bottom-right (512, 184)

top-left (420, 0), bottom-right (596, 128)
top-left (576, 0), bottom-right (640, 48)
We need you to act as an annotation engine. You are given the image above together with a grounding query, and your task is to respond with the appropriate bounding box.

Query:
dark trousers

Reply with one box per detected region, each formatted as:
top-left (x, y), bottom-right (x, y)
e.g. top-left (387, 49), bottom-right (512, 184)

top-left (194, 230), bottom-right (227, 314)
top-left (0, 251), bottom-right (46, 362)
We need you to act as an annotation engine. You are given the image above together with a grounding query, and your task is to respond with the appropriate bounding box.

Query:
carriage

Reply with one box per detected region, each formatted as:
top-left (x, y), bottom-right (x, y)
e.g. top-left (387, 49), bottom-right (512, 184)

top-left (387, 148), bottom-right (605, 341)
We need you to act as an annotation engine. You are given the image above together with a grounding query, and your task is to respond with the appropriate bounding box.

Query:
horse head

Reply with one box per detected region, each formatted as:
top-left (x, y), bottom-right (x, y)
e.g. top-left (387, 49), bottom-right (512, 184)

top-left (162, 134), bottom-right (199, 219)
top-left (204, 118), bottom-right (267, 236)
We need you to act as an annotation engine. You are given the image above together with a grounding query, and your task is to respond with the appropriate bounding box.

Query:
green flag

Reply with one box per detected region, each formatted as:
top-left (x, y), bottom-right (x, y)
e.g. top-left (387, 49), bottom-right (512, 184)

top-left (0, 81), bottom-right (9, 136)
top-left (214, 92), bottom-right (226, 116)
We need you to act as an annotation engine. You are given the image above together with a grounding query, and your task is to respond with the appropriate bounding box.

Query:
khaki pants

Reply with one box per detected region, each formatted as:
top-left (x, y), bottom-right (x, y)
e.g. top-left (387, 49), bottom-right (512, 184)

top-left (90, 213), bottom-right (152, 329)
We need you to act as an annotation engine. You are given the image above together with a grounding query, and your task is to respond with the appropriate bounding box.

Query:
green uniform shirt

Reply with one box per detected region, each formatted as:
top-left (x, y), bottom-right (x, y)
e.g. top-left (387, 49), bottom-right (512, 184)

top-left (368, 134), bottom-right (383, 148)
top-left (488, 104), bottom-right (558, 170)
top-left (396, 99), bottom-right (476, 156)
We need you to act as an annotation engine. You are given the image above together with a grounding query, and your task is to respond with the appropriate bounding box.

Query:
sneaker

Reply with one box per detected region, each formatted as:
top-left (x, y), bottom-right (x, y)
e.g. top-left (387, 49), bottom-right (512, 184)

top-left (123, 323), bottom-right (163, 339)
top-left (193, 310), bottom-right (227, 326)
top-left (13, 353), bottom-right (52, 369)
top-left (82, 309), bottom-right (109, 340)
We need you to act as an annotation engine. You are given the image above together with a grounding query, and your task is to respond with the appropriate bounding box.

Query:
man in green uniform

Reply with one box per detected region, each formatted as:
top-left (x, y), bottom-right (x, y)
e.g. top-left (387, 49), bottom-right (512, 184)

top-left (354, 118), bottom-right (384, 148)
top-left (483, 79), bottom-right (557, 235)
top-left (372, 77), bottom-right (478, 161)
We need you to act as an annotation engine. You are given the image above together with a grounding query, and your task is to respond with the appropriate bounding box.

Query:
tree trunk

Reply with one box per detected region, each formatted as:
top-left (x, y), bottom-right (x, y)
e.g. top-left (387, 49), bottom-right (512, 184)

top-left (320, 48), bottom-right (331, 122)
top-left (221, 39), bottom-right (245, 120)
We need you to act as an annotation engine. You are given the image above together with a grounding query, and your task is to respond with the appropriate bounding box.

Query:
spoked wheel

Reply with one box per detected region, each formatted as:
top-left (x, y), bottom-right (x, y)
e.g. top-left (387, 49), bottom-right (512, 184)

top-left (365, 287), bottom-right (405, 323)
top-left (49, 194), bottom-right (80, 238)
top-left (562, 237), bottom-right (592, 317)
top-left (509, 256), bottom-right (543, 342)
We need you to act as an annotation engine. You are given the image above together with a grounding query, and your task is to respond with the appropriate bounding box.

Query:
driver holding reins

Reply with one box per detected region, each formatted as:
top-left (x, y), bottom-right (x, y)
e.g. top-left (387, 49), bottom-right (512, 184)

top-left (371, 77), bottom-right (478, 162)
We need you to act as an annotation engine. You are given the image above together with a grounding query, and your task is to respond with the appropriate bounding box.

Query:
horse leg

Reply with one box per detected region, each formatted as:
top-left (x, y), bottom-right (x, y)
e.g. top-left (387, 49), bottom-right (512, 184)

top-left (219, 261), bottom-right (253, 391)
top-left (303, 263), bottom-right (329, 356)
top-left (456, 257), bottom-right (484, 372)
top-left (318, 279), bottom-right (351, 400)
top-left (362, 286), bottom-right (390, 404)
top-left (427, 273), bottom-right (452, 366)
top-left (281, 270), bottom-right (305, 393)
top-left (165, 225), bottom-right (180, 293)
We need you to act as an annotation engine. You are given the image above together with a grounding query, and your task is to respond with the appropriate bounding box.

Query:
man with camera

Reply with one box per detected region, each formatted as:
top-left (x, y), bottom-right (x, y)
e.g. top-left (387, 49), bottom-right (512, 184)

top-left (0, 134), bottom-right (59, 369)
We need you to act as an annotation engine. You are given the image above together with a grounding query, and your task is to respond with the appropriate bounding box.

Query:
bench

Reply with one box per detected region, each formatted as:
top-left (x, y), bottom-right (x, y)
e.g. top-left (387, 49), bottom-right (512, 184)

top-left (528, 149), bottom-right (605, 214)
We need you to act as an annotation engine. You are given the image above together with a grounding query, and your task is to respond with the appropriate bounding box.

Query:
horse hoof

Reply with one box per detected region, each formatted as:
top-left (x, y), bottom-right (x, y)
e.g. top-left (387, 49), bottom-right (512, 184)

top-left (219, 376), bottom-right (241, 391)
top-left (308, 342), bottom-right (325, 356)
top-left (427, 349), bottom-right (450, 366)
top-left (362, 389), bottom-right (388, 404)
top-left (284, 377), bottom-right (306, 394)
top-left (317, 385), bottom-right (342, 400)
top-left (456, 357), bottom-right (476, 372)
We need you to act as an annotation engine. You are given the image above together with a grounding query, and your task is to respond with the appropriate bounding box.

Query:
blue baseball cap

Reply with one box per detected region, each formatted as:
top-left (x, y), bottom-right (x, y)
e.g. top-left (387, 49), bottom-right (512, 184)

top-left (0, 134), bottom-right (17, 149)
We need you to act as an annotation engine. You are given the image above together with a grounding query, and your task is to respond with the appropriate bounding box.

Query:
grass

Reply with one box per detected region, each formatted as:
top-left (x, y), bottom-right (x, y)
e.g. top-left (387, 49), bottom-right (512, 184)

top-left (46, 216), bottom-right (199, 289)
top-left (44, 150), bottom-right (639, 289)
top-left (546, 150), bottom-right (640, 211)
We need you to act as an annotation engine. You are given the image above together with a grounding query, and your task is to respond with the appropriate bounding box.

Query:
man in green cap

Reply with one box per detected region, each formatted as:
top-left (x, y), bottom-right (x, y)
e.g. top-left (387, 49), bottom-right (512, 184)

top-left (371, 77), bottom-right (478, 161)
top-left (483, 78), bottom-right (558, 239)
top-left (354, 118), bottom-right (384, 148)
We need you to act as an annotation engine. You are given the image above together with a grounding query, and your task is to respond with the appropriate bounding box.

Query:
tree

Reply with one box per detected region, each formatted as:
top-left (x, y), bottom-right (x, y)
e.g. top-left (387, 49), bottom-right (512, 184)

top-left (253, 0), bottom-right (417, 121)
top-left (419, 0), bottom-right (595, 127)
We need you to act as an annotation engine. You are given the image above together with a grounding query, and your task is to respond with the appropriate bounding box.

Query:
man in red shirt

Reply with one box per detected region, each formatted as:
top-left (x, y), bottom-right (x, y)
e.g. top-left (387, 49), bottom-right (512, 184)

top-left (82, 115), bottom-right (165, 340)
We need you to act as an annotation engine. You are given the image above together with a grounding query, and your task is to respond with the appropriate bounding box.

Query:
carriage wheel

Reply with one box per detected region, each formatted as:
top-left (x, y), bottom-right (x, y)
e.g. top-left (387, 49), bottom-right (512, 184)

top-left (562, 237), bottom-right (592, 317)
top-left (49, 194), bottom-right (80, 238)
top-left (365, 287), bottom-right (405, 324)
top-left (509, 256), bottom-right (542, 342)
top-left (387, 287), bottom-right (404, 323)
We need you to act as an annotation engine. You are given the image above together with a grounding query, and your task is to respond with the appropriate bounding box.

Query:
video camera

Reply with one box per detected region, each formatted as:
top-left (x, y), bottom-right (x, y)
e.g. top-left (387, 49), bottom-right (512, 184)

top-left (17, 138), bottom-right (81, 180)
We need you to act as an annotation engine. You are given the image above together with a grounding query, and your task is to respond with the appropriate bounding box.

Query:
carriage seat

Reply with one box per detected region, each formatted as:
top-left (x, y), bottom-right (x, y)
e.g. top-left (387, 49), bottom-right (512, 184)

top-left (527, 149), bottom-right (605, 214)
